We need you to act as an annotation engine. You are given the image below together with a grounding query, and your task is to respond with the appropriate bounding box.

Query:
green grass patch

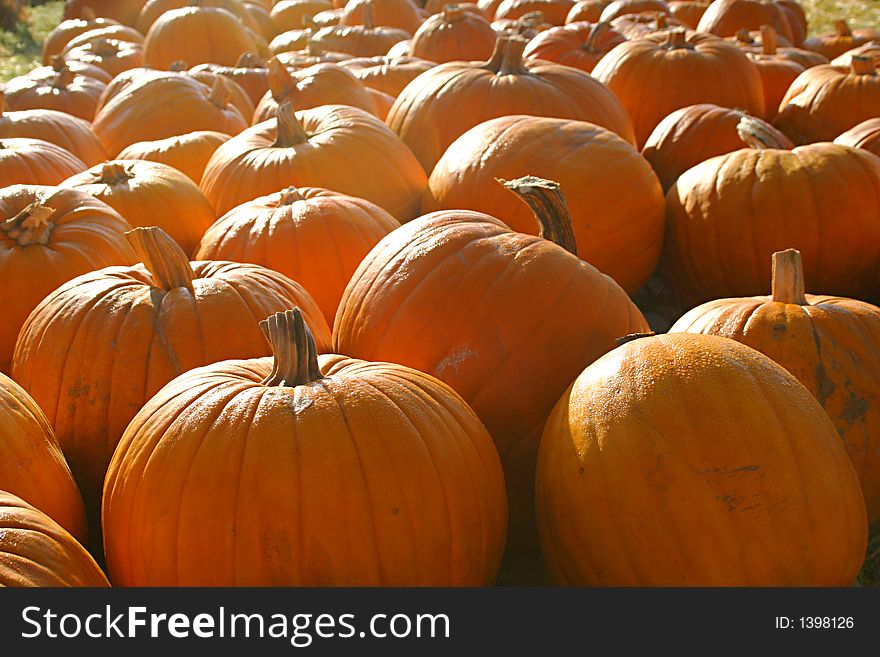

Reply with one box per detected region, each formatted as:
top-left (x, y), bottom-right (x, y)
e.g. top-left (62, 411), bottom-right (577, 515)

top-left (0, 1), bottom-right (63, 82)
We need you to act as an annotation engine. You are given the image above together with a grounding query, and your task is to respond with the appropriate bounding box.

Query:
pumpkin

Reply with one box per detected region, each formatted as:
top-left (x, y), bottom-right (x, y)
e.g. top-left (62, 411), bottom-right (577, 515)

top-left (59, 161), bottom-right (216, 254)
top-left (311, 10), bottom-right (412, 56)
top-left (64, 0), bottom-right (143, 26)
top-left (136, 0), bottom-right (266, 34)
top-left (536, 332), bottom-right (868, 586)
top-left (272, 0), bottom-right (334, 32)
top-left (423, 0), bottom-right (483, 13)
top-left (423, 115), bottom-right (665, 293)
top-left (522, 20), bottom-right (625, 73)
top-left (253, 59), bottom-right (378, 123)
top-left (13, 226), bottom-right (330, 536)
top-left (1, 64), bottom-right (106, 122)
top-left (367, 88), bottom-right (395, 119)
top-left (183, 69), bottom-right (257, 121)
top-left (730, 25), bottom-right (829, 69)
top-left (387, 34), bottom-right (636, 172)
top-left (667, 0), bottom-right (709, 28)
top-left (312, 7), bottom-right (345, 26)
top-left (671, 249), bottom-right (880, 523)
top-left (117, 130), bottom-right (231, 184)
top-left (0, 185), bottom-right (136, 374)
top-left (744, 26), bottom-right (805, 120)
top-left (270, 27), bottom-right (314, 55)
top-left (565, 0), bottom-right (609, 22)
top-left (662, 125), bottom-right (880, 307)
top-left (0, 138), bottom-right (87, 188)
top-left (803, 19), bottom-right (879, 60)
top-left (0, 491), bottom-right (109, 587)
top-left (42, 8), bottom-right (120, 64)
top-left (609, 10), bottom-right (684, 38)
top-left (832, 42), bottom-right (880, 69)
top-left (340, 0), bottom-right (424, 33)
top-left (94, 67), bottom-right (169, 112)
top-left (387, 38), bottom-right (413, 55)
top-left (0, 94), bottom-right (107, 167)
top-left (201, 102), bottom-right (427, 220)
top-left (339, 55), bottom-right (435, 97)
top-left (60, 25), bottom-right (145, 53)
top-left (696, 0), bottom-right (794, 43)
top-left (29, 56), bottom-right (114, 84)
top-left (592, 29), bottom-right (765, 148)
top-left (93, 75), bottom-right (248, 157)
top-left (599, 0), bottom-right (670, 21)
top-left (478, 0), bottom-right (505, 16)
top-left (410, 5), bottom-right (497, 63)
top-left (774, 57), bottom-right (880, 145)
top-left (496, 0), bottom-right (576, 24)
top-left (0, 373), bottom-right (87, 542)
top-left (834, 118), bottom-right (880, 158)
top-left (62, 38), bottom-right (145, 79)
top-left (245, 1), bottom-right (276, 38)
top-left (334, 176), bottom-right (649, 583)
top-left (641, 104), bottom-right (792, 191)
top-left (190, 53), bottom-right (270, 106)
top-left (103, 308), bottom-right (507, 586)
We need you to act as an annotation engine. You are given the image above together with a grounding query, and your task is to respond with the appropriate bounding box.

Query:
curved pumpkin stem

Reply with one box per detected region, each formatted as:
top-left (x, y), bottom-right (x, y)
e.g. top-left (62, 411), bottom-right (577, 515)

top-left (1, 202), bottom-right (56, 246)
top-left (207, 77), bottom-right (231, 108)
top-left (274, 102), bottom-right (310, 147)
top-left (260, 308), bottom-right (324, 387)
top-left (81, 7), bottom-right (96, 22)
top-left (851, 55), bottom-right (876, 75)
top-left (500, 176), bottom-right (578, 256)
top-left (97, 161), bottom-right (134, 184)
top-left (278, 187), bottom-right (305, 204)
top-left (236, 52), bottom-right (266, 69)
top-left (485, 35), bottom-right (529, 75)
top-left (268, 57), bottom-right (295, 101)
top-left (52, 64), bottom-right (75, 90)
top-left (443, 4), bottom-right (465, 22)
top-left (760, 24), bottom-right (777, 55)
top-left (771, 249), bottom-right (808, 305)
top-left (585, 21), bottom-right (611, 52)
top-left (835, 19), bottom-right (852, 37)
top-left (615, 332), bottom-right (657, 346)
top-left (737, 115), bottom-right (787, 150)
top-left (126, 227), bottom-right (196, 293)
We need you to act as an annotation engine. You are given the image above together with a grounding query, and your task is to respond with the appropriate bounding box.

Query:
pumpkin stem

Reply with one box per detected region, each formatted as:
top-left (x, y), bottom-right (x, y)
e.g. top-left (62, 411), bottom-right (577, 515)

top-left (302, 14), bottom-right (315, 28)
top-left (655, 12), bottom-right (667, 29)
top-left (126, 227), bottom-right (196, 293)
top-left (485, 35), bottom-right (529, 75)
top-left (771, 249), bottom-right (808, 305)
top-left (52, 64), bottom-right (75, 90)
top-left (760, 24), bottom-right (777, 55)
top-left (50, 54), bottom-right (65, 71)
top-left (0, 90), bottom-right (5, 115)
top-left (236, 52), bottom-right (265, 69)
top-left (362, 3), bottom-right (374, 30)
top-left (97, 161), bottom-right (134, 184)
top-left (851, 55), bottom-right (876, 76)
top-left (500, 176), bottom-right (578, 256)
top-left (615, 332), bottom-right (656, 346)
top-left (207, 77), bottom-right (231, 108)
top-left (443, 4), bottom-right (465, 21)
top-left (274, 102), bottom-right (310, 147)
top-left (0, 202), bottom-right (56, 246)
top-left (585, 21), bottom-right (611, 52)
top-left (91, 38), bottom-right (117, 56)
top-left (835, 19), bottom-right (851, 37)
top-left (259, 308), bottom-right (325, 387)
top-left (278, 186), bottom-right (305, 204)
top-left (663, 28), bottom-right (690, 50)
top-left (169, 60), bottom-right (188, 71)
top-left (268, 57), bottom-right (295, 101)
top-left (734, 28), bottom-right (752, 45)
top-left (81, 7), bottom-right (96, 22)
top-left (307, 40), bottom-right (324, 57)
top-left (737, 115), bottom-right (787, 150)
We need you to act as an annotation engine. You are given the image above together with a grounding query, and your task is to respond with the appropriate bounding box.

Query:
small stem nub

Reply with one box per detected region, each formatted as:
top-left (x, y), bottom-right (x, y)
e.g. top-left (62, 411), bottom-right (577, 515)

top-left (443, 4), bottom-right (464, 22)
top-left (615, 332), bottom-right (656, 347)
top-left (663, 28), bottom-right (689, 50)
top-left (126, 227), bottom-right (196, 293)
top-left (737, 115), bottom-right (787, 150)
top-left (98, 161), bottom-right (133, 184)
top-left (851, 55), bottom-right (876, 76)
top-left (500, 176), bottom-right (578, 256)
top-left (835, 19), bottom-right (851, 37)
top-left (1, 203), bottom-right (56, 246)
top-left (260, 308), bottom-right (325, 388)
top-left (278, 187), bottom-right (305, 205)
top-left (771, 249), bottom-right (808, 305)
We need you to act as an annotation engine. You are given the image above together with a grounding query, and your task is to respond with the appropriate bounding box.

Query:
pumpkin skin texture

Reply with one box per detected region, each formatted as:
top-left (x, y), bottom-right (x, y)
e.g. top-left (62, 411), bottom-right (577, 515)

top-left (410, 5), bottom-right (497, 64)
top-left (334, 178), bottom-right (649, 583)
top-left (835, 118), bottom-right (880, 158)
top-left (0, 491), bottom-right (109, 587)
top-left (423, 115), bottom-right (665, 294)
top-left (0, 138), bottom-right (87, 188)
top-left (592, 29), bottom-right (765, 148)
top-left (310, 21), bottom-right (412, 57)
top-left (12, 228), bottom-right (330, 538)
top-left (272, 0), bottom-right (335, 33)
top-left (599, 0), bottom-right (670, 21)
top-left (774, 58), bottom-right (880, 146)
top-left (671, 250), bottom-right (880, 523)
top-left (696, 0), bottom-right (794, 42)
top-left (195, 187), bottom-right (400, 326)
top-left (60, 161), bottom-right (217, 254)
top-left (340, 56), bottom-right (436, 97)
top-left (1, 64), bottom-right (106, 122)
top-left (565, 0), bottom-right (609, 22)
top-left (103, 308), bottom-right (507, 586)
top-left (662, 141), bottom-right (880, 308)
top-left (668, 0), bottom-right (709, 28)
top-left (0, 373), bottom-right (87, 543)
top-left (136, 0), bottom-right (266, 35)
top-left (537, 332), bottom-right (868, 586)
top-left (0, 185), bottom-right (136, 374)
top-left (387, 35), bottom-right (636, 172)
top-left (641, 104), bottom-right (793, 191)
top-left (117, 131), bottom-right (232, 184)
top-left (832, 42), bottom-right (880, 70)
top-left (201, 103), bottom-right (427, 220)
top-left (522, 20), bottom-right (626, 73)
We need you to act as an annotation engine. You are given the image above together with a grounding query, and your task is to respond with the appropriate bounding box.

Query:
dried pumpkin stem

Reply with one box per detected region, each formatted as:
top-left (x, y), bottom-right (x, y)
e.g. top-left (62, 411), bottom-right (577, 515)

top-left (274, 102), bottom-right (310, 147)
top-left (1, 203), bottom-right (56, 246)
top-left (760, 24), bottom-right (777, 55)
top-left (126, 227), bottom-right (196, 293)
top-left (485, 36), bottom-right (529, 75)
top-left (851, 55), bottom-right (876, 76)
top-left (500, 176), bottom-right (578, 256)
top-left (52, 65), bottom-right (75, 90)
top-left (443, 4), bottom-right (465, 21)
top-left (207, 77), bottom-right (231, 108)
top-left (268, 57), bottom-right (295, 101)
top-left (663, 28), bottom-right (690, 50)
top-left (615, 332), bottom-right (656, 346)
top-left (835, 19), bottom-right (851, 37)
top-left (585, 21), bottom-right (611, 52)
top-left (737, 115), bottom-right (786, 150)
top-left (279, 187), bottom-right (305, 204)
top-left (169, 60), bottom-right (188, 72)
top-left (362, 3), bottom-right (374, 30)
top-left (654, 12), bottom-right (667, 29)
top-left (98, 161), bottom-right (134, 184)
top-left (82, 7), bottom-right (96, 22)
top-left (236, 52), bottom-right (266, 69)
top-left (771, 249), bottom-right (808, 305)
top-left (260, 308), bottom-right (325, 387)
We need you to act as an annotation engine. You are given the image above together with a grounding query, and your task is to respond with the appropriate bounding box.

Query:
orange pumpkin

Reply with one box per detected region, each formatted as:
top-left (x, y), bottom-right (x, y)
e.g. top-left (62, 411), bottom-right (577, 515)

top-left (834, 118), bottom-right (880, 158)
top-left (201, 102), bottom-right (427, 219)
top-left (28, 56), bottom-right (114, 84)
top-left (60, 25), bottom-right (145, 53)
top-left (183, 69), bottom-right (257, 122)
top-left (496, 0), bottom-right (576, 24)
top-left (745, 25), bottom-right (805, 119)
top-left (103, 308), bottom-right (507, 586)
top-left (0, 138), bottom-right (86, 188)
top-left (423, 115), bottom-right (665, 293)
top-left (272, 0), bottom-right (334, 32)
top-left (668, 0), bottom-right (709, 28)
top-left (522, 20), bottom-right (625, 73)
top-left (339, 55), bottom-right (435, 96)
top-left (410, 5), bottom-right (497, 63)
top-left (62, 38), bottom-right (145, 79)
top-left (803, 19), bottom-right (879, 60)
top-left (64, 0), bottom-right (143, 26)
top-left (13, 227), bottom-right (330, 535)
top-left (270, 27), bottom-right (314, 55)
top-left (1, 63), bottom-right (106, 122)
top-left (0, 185), bottom-right (135, 373)
top-left (565, 0), bottom-right (609, 22)
top-left (334, 177), bottom-right (649, 583)
top-left (94, 67), bottom-right (169, 112)
top-left (42, 9), bottom-right (120, 64)
top-left (671, 249), bottom-right (880, 523)
top-left (195, 187), bottom-right (399, 325)
top-left (642, 104), bottom-right (792, 191)
top-left (340, 0), bottom-right (424, 33)
top-left (190, 53), bottom-right (270, 106)
top-left (537, 332), bottom-right (868, 585)
top-left (599, 0), bottom-right (670, 21)
top-left (0, 373), bottom-right (87, 542)
top-left (592, 29), bottom-right (765, 147)
top-left (696, 0), bottom-right (794, 43)
top-left (311, 12), bottom-right (412, 55)
top-left (832, 42), bottom-right (880, 69)
top-left (117, 130), bottom-right (232, 184)
top-left (245, 0), bottom-right (276, 39)
top-left (137, 0), bottom-right (267, 35)
top-left (0, 491), bottom-right (109, 587)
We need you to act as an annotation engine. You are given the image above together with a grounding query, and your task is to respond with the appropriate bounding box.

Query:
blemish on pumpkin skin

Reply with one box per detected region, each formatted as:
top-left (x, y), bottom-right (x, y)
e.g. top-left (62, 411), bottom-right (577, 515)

top-left (435, 345), bottom-right (476, 377)
top-left (841, 391), bottom-right (868, 424)
top-left (815, 363), bottom-right (836, 406)
top-left (771, 323), bottom-right (787, 339)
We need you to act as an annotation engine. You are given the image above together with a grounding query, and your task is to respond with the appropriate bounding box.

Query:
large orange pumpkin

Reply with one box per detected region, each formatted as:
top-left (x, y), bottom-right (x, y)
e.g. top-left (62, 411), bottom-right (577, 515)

top-left (696, 0), bottom-right (794, 42)
top-left (340, 0), bottom-right (424, 33)
top-left (592, 29), bottom-right (765, 147)
top-left (522, 20), bottom-right (626, 73)
top-left (42, 9), bottom-right (120, 64)
top-left (0, 138), bottom-right (86, 188)
top-left (59, 25), bottom-right (145, 54)
top-left (310, 14), bottom-right (411, 56)
top-left (13, 227), bottom-right (330, 535)
top-left (671, 249), bottom-right (880, 523)
top-left (410, 5), bottom-right (497, 63)
top-left (1, 63), bottom-right (106, 122)
top-left (272, 0), bottom-right (335, 32)
top-left (136, 0), bottom-right (266, 35)
top-left (117, 130), bottom-right (232, 184)
top-left (0, 491), bottom-right (109, 587)
top-left (0, 185), bottom-right (135, 374)
top-left (668, 0), bottom-right (709, 28)
top-left (565, 0), bottom-right (609, 22)
top-left (62, 38), bottom-right (145, 79)
top-left (195, 187), bottom-right (399, 325)
top-left (103, 308), bottom-right (507, 586)
top-left (537, 332), bottom-right (867, 585)
top-left (803, 19), bottom-right (879, 60)
top-left (387, 34), bottom-right (636, 172)
top-left (496, 0), bottom-right (576, 24)
top-left (190, 53), bottom-right (270, 106)
top-left (0, 373), bottom-right (87, 542)
top-left (599, 0), bottom-right (670, 21)
top-left (834, 118), bottom-right (880, 158)
top-left (201, 102), bottom-right (427, 220)
top-left (64, 0), bottom-right (143, 26)
top-left (339, 55), bottom-right (435, 97)
top-left (334, 177), bottom-right (649, 583)
top-left (423, 115), bottom-right (665, 293)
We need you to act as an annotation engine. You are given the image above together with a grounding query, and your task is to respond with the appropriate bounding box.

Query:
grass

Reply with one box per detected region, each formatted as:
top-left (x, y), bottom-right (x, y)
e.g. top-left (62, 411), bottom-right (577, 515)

top-left (801, 0), bottom-right (880, 35)
top-left (0, 1), bottom-right (63, 81)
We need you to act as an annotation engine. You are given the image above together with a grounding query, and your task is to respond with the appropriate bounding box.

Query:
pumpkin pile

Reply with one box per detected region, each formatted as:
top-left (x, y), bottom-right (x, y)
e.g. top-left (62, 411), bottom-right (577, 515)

top-left (0, 0), bottom-right (878, 588)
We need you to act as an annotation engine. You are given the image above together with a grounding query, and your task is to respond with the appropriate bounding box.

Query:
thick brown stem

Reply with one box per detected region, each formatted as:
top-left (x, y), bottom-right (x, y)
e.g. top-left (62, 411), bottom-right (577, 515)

top-left (1, 203), bottom-right (56, 246)
top-left (126, 227), bottom-right (196, 293)
top-left (52, 65), bottom-right (76, 90)
top-left (655, 12), bottom-right (667, 30)
top-left (443, 4), bottom-right (465, 21)
top-left (737, 115), bottom-right (787, 150)
top-left (485, 36), bottom-right (529, 75)
top-left (50, 54), bottom-right (65, 71)
top-left (615, 332), bottom-right (656, 347)
top-left (362, 3), bottom-right (374, 30)
top-left (97, 161), bottom-right (134, 184)
top-left (169, 60), bottom-right (188, 71)
top-left (207, 77), bottom-right (231, 108)
top-left (274, 102), bottom-right (310, 147)
top-left (268, 57), bottom-right (295, 101)
top-left (585, 21), bottom-right (611, 52)
top-left (771, 249), bottom-right (807, 305)
top-left (81, 7), bottom-right (96, 22)
top-left (663, 28), bottom-right (689, 50)
top-left (500, 176), bottom-right (578, 256)
top-left (851, 55), bottom-right (876, 76)
top-left (278, 187), bottom-right (305, 205)
top-left (260, 308), bottom-right (325, 387)
top-left (760, 24), bottom-right (777, 55)
top-left (835, 19), bottom-right (851, 37)
top-left (236, 52), bottom-right (265, 69)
